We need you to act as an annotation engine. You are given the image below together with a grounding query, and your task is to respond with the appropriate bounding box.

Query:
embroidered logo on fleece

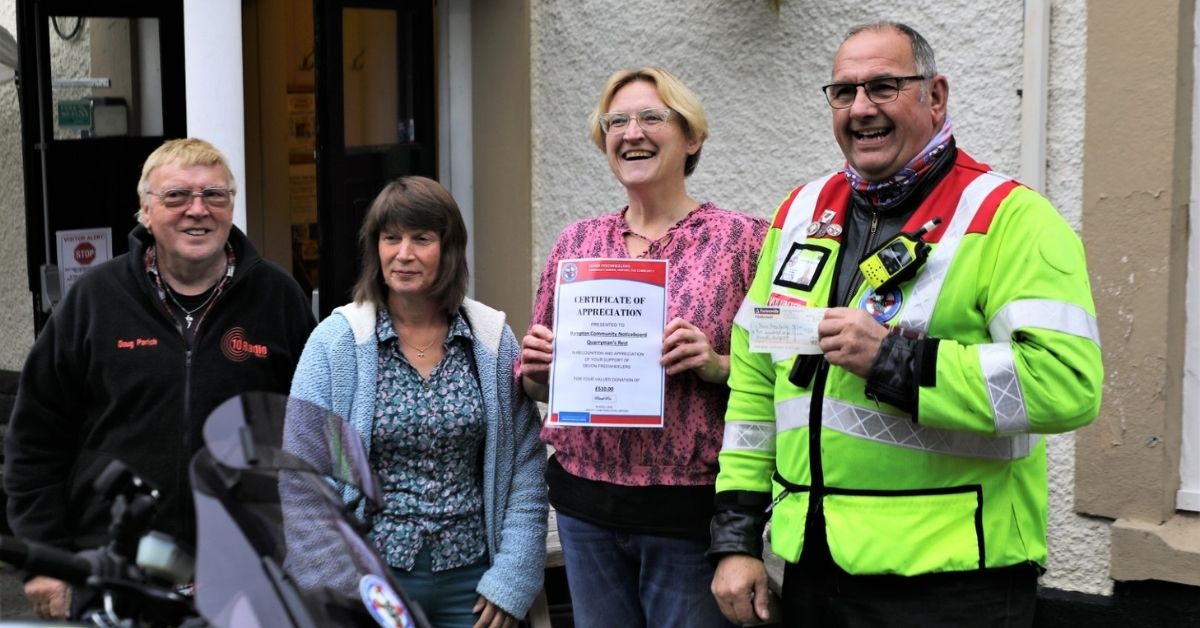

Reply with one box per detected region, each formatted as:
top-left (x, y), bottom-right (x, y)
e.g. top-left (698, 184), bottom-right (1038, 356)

top-left (220, 327), bottom-right (270, 362)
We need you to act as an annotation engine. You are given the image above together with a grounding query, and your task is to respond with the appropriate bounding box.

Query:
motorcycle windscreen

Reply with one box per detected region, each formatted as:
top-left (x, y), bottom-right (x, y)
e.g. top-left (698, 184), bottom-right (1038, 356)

top-left (190, 455), bottom-right (429, 628)
top-left (202, 392), bottom-right (381, 505)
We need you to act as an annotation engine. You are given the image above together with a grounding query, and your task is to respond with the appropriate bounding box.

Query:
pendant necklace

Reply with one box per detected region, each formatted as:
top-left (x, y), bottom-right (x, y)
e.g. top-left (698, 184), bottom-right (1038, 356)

top-left (398, 334), bottom-right (438, 359)
top-left (164, 283), bottom-right (219, 329)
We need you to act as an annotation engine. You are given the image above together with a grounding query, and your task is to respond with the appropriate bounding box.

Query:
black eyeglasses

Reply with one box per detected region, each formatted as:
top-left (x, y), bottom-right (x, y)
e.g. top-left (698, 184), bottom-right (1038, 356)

top-left (147, 187), bottom-right (234, 211)
top-left (821, 75), bottom-right (928, 109)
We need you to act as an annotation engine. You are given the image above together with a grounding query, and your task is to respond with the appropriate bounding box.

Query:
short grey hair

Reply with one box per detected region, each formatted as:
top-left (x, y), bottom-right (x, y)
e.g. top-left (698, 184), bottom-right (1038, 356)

top-left (843, 21), bottom-right (938, 78)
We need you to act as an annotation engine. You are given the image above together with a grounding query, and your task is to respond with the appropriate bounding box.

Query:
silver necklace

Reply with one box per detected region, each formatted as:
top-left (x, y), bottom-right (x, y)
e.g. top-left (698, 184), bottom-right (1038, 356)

top-left (164, 283), bottom-right (219, 329)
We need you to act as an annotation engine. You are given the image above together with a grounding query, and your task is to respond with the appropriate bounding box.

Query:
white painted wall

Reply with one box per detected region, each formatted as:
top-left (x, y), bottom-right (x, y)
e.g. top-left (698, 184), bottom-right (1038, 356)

top-left (530, 0), bottom-right (1109, 596)
top-left (1038, 1), bottom-right (1113, 597)
top-left (183, 0), bottom-right (246, 230)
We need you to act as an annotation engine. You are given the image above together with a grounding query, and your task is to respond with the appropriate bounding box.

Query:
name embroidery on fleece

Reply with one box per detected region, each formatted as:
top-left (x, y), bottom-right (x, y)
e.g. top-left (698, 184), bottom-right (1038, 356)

top-left (115, 338), bottom-right (160, 350)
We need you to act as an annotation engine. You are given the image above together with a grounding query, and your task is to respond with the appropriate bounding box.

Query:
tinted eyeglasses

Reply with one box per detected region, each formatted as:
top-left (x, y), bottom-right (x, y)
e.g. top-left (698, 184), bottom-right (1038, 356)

top-left (821, 75), bottom-right (928, 109)
top-left (147, 187), bottom-right (234, 211)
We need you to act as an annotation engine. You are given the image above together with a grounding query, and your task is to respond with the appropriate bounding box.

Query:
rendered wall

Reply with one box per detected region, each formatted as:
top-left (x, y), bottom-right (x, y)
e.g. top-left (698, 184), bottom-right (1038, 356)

top-left (530, 0), bottom-right (1110, 595)
top-left (1, 6), bottom-right (40, 370)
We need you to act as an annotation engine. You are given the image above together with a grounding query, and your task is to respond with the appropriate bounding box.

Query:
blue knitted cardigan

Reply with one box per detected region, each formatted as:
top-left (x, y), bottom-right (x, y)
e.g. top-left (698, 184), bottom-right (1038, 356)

top-left (290, 298), bottom-right (547, 617)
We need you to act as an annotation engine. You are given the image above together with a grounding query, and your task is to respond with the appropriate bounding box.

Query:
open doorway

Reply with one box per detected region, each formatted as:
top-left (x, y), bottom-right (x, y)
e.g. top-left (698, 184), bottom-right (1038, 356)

top-left (16, 1), bottom-right (187, 333)
top-left (242, 0), bottom-right (316, 298)
top-left (242, 0), bottom-right (436, 315)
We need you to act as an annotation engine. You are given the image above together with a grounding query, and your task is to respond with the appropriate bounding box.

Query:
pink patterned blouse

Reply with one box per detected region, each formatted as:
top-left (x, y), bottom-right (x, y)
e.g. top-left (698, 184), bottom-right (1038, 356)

top-left (525, 202), bottom-right (768, 487)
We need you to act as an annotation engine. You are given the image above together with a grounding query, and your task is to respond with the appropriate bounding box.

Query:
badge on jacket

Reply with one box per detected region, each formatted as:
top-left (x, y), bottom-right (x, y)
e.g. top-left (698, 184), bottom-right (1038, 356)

top-left (775, 243), bottom-right (829, 292)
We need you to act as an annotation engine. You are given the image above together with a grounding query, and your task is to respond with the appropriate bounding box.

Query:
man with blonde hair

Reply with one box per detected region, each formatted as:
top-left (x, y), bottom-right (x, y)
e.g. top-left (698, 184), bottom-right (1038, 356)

top-left (5, 138), bottom-right (315, 619)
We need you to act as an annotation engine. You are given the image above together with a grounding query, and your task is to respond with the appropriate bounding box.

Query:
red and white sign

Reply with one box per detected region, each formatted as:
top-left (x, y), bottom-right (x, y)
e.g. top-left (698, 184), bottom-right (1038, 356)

top-left (57, 227), bottom-right (112, 297)
top-left (74, 241), bottom-right (97, 265)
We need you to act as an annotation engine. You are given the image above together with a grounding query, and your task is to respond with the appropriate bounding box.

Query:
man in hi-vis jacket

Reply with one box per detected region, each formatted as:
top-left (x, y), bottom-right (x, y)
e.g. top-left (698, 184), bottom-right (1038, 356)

top-left (708, 21), bottom-right (1102, 628)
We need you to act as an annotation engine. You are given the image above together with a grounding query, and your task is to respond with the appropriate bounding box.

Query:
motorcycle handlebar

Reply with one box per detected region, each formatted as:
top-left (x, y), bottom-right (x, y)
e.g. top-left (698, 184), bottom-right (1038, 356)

top-left (0, 535), bottom-right (92, 585)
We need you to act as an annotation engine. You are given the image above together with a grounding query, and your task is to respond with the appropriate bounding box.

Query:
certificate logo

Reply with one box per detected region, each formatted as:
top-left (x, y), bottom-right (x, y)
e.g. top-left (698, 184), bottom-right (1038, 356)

top-left (561, 262), bottom-right (579, 283)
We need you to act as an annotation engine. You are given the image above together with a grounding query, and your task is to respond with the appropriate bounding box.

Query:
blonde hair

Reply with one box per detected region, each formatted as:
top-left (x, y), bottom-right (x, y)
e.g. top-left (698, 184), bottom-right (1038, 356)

top-left (136, 138), bottom-right (236, 225)
top-left (588, 66), bottom-right (708, 176)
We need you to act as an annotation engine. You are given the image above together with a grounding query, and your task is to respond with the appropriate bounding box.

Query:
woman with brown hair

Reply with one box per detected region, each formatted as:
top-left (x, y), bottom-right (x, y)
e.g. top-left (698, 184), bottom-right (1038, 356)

top-left (291, 176), bottom-right (547, 628)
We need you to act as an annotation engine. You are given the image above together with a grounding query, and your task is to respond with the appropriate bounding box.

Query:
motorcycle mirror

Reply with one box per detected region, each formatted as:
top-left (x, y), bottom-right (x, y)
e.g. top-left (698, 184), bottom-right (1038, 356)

top-left (202, 392), bottom-right (382, 506)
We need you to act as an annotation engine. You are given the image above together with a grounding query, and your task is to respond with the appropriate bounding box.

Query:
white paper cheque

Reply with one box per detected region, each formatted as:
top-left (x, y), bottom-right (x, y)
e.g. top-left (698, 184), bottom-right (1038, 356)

top-left (748, 306), bottom-right (827, 355)
top-left (547, 258), bottom-right (668, 428)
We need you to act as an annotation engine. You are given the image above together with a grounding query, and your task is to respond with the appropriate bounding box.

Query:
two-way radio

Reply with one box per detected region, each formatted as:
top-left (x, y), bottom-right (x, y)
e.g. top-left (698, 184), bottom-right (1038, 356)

top-left (858, 217), bottom-right (942, 292)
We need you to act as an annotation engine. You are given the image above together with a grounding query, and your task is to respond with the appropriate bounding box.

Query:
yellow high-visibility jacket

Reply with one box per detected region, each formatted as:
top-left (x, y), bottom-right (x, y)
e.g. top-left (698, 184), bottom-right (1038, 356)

top-left (715, 150), bottom-right (1103, 575)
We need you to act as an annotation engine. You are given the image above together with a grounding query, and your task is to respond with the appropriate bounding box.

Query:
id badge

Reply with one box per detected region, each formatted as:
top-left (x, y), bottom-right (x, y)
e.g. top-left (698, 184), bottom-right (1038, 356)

top-left (774, 244), bottom-right (829, 291)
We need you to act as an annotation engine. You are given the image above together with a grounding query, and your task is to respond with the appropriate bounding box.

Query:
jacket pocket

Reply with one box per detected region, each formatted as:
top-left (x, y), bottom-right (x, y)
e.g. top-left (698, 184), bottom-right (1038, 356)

top-left (824, 486), bottom-right (983, 576)
top-left (767, 478), bottom-right (810, 563)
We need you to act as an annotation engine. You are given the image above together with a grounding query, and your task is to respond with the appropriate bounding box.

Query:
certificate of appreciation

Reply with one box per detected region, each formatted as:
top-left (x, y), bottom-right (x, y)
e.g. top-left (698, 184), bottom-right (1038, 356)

top-left (547, 258), bottom-right (668, 428)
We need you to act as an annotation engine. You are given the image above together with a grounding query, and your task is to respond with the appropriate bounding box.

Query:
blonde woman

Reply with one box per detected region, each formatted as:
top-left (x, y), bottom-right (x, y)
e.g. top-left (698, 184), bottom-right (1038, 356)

top-left (519, 67), bottom-right (767, 628)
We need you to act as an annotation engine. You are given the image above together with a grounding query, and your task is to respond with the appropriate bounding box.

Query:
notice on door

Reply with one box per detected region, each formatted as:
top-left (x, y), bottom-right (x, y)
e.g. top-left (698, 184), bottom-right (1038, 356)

top-left (57, 228), bottom-right (113, 297)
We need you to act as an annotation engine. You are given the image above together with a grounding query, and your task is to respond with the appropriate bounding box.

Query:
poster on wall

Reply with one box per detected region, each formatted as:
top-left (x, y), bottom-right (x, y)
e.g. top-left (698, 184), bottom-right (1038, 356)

top-left (289, 163), bottom-right (317, 225)
top-left (288, 92), bottom-right (316, 159)
top-left (56, 228), bottom-right (112, 297)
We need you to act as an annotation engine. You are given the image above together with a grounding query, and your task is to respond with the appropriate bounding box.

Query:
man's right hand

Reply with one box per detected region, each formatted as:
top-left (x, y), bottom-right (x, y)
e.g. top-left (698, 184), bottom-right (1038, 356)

top-left (25, 575), bottom-right (70, 619)
top-left (711, 554), bottom-right (772, 625)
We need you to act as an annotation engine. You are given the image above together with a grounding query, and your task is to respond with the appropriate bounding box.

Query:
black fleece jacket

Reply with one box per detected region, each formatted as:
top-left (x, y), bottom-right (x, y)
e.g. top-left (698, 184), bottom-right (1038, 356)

top-left (4, 225), bottom-right (315, 551)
